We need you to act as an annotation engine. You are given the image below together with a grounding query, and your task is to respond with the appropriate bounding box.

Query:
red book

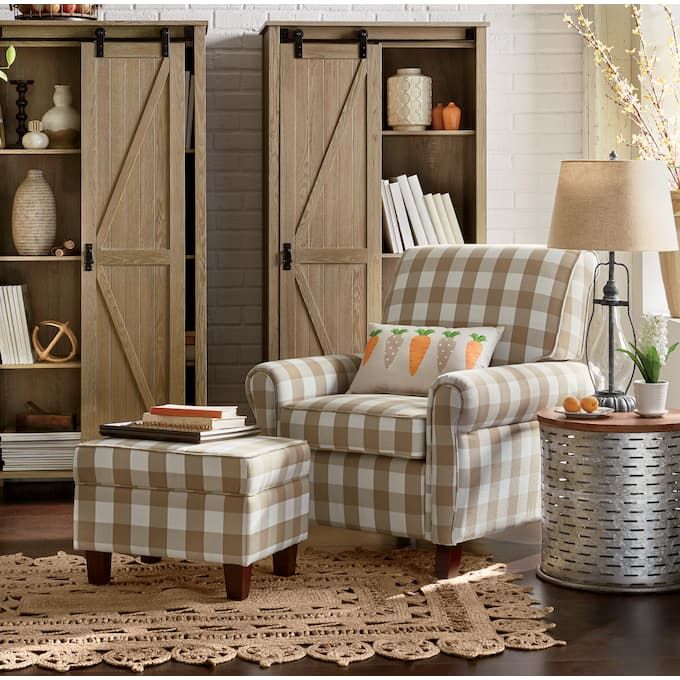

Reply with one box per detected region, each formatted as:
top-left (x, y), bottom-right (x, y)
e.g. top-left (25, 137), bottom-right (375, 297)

top-left (149, 404), bottom-right (238, 419)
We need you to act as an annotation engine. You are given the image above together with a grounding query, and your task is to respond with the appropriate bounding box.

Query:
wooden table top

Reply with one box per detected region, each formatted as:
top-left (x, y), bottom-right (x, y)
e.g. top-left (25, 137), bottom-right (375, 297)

top-left (537, 407), bottom-right (680, 433)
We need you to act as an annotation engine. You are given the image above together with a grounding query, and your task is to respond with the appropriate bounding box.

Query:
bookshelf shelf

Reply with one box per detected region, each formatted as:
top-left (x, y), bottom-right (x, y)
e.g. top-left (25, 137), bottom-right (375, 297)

top-left (0, 256), bottom-right (81, 262)
top-left (0, 362), bottom-right (81, 370)
top-left (0, 149), bottom-right (81, 155)
top-left (0, 469), bottom-right (74, 479)
top-left (382, 130), bottom-right (475, 136)
top-left (382, 253), bottom-right (402, 259)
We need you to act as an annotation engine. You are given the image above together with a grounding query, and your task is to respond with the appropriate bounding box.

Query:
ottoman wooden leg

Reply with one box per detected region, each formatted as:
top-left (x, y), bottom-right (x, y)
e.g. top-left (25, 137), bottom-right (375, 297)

top-left (85, 550), bottom-right (112, 585)
top-left (272, 544), bottom-right (298, 577)
top-left (223, 564), bottom-right (252, 600)
top-left (139, 556), bottom-right (162, 564)
top-left (435, 544), bottom-right (462, 579)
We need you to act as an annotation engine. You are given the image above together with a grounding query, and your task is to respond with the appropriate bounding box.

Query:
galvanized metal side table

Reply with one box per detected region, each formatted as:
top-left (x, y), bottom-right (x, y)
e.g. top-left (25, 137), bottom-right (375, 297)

top-left (537, 408), bottom-right (680, 593)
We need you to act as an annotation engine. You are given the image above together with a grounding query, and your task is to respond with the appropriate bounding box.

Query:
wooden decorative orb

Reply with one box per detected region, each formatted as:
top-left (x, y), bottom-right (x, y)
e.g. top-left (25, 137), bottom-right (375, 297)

top-left (31, 320), bottom-right (78, 363)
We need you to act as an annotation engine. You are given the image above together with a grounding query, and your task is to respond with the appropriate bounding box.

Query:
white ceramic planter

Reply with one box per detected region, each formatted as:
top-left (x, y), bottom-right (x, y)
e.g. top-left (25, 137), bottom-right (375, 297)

top-left (386, 68), bottom-right (432, 131)
top-left (634, 379), bottom-right (669, 417)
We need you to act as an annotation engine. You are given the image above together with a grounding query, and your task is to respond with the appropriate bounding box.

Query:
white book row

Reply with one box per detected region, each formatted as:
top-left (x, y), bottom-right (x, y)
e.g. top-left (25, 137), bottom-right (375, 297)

top-left (0, 284), bottom-right (34, 365)
top-left (381, 174), bottom-right (465, 254)
top-left (0, 431), bottom-right (79, 471)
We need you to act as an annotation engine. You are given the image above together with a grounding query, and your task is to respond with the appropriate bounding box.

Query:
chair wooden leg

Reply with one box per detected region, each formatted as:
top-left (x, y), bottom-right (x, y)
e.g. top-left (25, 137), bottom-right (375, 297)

top-left (85, 550), bottom-right (112, 585)
top-left (272, 544), bottom-right (298, 577)
top-left (139, 555), bottom-right (161, 564)
top-left (223, 564), bottom-right (252, 600)
top-left (435, 544), bottom-right (462, 579)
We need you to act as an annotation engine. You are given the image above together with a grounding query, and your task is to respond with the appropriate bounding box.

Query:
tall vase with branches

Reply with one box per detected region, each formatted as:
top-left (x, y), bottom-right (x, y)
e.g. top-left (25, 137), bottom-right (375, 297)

top-left (0, 45), bottom-right (17, 149)
top-left (564, 5), bottom-right (680, 315)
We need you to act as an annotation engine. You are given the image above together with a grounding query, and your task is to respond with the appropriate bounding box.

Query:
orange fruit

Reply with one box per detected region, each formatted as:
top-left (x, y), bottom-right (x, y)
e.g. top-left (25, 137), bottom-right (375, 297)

top-left (563, 396), bottom-right (581, 413)
top-left (581, 396), bottom-right (599, 413)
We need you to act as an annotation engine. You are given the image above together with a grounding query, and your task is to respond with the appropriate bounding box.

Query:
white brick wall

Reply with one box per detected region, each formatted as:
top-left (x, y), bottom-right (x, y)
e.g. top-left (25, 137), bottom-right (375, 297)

top-left (5, 4), bottom-right (584, 409)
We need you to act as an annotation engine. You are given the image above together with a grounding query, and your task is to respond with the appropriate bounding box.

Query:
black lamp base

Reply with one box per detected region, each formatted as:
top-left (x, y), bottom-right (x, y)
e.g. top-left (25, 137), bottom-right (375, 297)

top-left (596, 391), bottom-right (636, 412)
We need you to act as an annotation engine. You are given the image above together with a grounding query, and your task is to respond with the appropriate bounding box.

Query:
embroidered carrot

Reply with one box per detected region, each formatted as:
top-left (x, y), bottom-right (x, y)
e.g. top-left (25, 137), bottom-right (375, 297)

top-left (385, 328), bottom-right (408, 368)
top-left (465, 333), bottom-right (487, 369)
top-left (362, 329), bottom-right (382, 365)
top-left (437, 330), bottom-right (461, 372)
top-left (409, 329), bottom-right (435, 375)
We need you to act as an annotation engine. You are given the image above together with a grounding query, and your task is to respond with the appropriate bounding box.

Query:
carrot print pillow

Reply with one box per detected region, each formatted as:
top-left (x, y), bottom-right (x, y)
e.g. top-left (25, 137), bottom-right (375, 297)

top-left (348, 323), bottom-right (504, 396)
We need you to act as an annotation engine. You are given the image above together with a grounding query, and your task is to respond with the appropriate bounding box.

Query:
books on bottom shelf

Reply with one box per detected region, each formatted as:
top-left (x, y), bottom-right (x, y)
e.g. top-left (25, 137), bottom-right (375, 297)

top-left (0, 284), bottom-right (34, 365)
top-left (0, 430), bottom-right (80, 471)
top-left (100, 403), bottom-right (258, 444)
top-left (380, 174), bottom-right (465, 253)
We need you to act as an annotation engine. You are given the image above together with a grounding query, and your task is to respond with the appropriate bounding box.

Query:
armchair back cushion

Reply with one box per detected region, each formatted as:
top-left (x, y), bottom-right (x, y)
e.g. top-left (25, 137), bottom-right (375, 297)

top-left (384, 245), bottom-right (596, 366)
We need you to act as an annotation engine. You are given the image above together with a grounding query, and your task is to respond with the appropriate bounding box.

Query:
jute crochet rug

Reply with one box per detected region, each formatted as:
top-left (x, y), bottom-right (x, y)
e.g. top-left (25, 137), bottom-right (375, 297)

top-left (0, 548), bottom-right (565, 673)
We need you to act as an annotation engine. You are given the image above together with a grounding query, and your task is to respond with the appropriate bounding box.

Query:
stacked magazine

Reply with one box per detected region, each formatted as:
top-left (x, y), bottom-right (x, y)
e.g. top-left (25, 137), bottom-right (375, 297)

top-left (381, 174), bottom-right (465, 254)
top-left (100, 404), bottom-right (258, 444)
top-left (0, 284), bottom-right (34, 365)
top-left (0, 430), bottom-right (80, 471)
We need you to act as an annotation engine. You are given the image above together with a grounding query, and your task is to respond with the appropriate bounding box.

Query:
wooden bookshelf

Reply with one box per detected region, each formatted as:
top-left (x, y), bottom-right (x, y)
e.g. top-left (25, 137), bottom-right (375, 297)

top-left (0, 20), bottom-right (207, 481)
top-left (263, 22), bottom-right (487, 359)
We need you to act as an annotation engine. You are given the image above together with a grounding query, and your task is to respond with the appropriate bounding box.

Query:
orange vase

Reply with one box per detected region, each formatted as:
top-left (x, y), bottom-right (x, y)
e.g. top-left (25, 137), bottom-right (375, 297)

top-left (442, 101), bottom-right (461, 130)
top-left (431, 102), bottom-right (444, 130)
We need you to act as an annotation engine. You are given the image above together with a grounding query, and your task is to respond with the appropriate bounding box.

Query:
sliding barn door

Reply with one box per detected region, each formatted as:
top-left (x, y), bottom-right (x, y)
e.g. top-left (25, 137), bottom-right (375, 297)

top-left (81, 42), bottom-right (185, 440)
top-left (279, 43), bottom-right (381, 359)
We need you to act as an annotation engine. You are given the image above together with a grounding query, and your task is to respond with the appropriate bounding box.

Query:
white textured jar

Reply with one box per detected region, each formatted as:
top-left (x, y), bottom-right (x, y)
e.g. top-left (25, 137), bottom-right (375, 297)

top-left (41, 84), bottom-right (80, 149)
top-left (387, 68), bottom-right (432, 131)
top-left (12, 170), bottom-right (57, 256)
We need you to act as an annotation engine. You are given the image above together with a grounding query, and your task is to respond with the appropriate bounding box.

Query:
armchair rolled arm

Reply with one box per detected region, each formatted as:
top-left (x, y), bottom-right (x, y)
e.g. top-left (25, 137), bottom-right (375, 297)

top-left (428, 361), bottom-right (594, 433)
top-left (246, 354), bottom-right (361, 434)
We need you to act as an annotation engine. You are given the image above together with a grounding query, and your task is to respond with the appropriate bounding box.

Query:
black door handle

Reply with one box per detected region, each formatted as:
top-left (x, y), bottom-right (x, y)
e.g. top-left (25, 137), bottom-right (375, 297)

top-left (282, 243), bottom-right (292, 270)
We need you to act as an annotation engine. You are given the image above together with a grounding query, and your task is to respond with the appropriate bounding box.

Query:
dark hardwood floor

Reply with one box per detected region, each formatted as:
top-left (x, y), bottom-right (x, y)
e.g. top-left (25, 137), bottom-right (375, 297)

top-left (1, 481), bottom-right (679, 675)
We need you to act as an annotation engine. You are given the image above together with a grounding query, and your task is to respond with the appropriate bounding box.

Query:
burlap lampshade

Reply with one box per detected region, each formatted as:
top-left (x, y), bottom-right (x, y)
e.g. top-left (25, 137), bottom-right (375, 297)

top-left (548, 160), bottom-right (678, 252)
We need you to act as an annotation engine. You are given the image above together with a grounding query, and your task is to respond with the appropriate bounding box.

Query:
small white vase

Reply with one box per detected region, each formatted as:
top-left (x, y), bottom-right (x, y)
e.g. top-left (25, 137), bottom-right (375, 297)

top-left (22, 120), bottom-right (49, 150)
top-left (634, 379), bottom-right (669, 417)
top-left (12, 170), bottom-right (57, 256)
top-left (41, 84), bottom-right (80, 149)
top-left (387, 68), bottom-right (432, 132)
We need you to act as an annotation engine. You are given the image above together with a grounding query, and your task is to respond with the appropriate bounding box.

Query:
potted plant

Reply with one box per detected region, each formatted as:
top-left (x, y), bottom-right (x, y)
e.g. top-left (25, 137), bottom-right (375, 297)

top-left (618, 314), bottom-right (678, 417)
top-left (0, 45), bottom-right (17, 149)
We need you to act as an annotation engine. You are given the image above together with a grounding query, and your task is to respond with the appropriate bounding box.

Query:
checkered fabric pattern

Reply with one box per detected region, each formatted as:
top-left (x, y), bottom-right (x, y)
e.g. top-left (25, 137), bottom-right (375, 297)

top-left (75, 437), bottom-right (311, 496)
top-left (246, 354), bottom-right (361, 435)
top-left (427, 361), bottom-right (594, 545)
top-left (245, 245), bottom-right (596, 548)
top-left (73, 436), bottom-right (310, 567)
top-left (310, 451), bottom-right (426, 538)
top-left (279, 394), bottom-right (428, 460)
top-left (384, 245), bottom-right (596, 366)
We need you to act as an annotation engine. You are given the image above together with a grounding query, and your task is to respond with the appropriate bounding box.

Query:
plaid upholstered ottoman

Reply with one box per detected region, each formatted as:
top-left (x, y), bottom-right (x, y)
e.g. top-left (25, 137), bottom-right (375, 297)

top-left (73, 435), bottom-right (310, 600)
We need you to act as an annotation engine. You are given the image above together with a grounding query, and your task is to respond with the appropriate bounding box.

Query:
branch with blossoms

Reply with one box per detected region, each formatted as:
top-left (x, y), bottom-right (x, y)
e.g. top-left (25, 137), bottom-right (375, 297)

top-left (564, 4), bottom-right (680, 188)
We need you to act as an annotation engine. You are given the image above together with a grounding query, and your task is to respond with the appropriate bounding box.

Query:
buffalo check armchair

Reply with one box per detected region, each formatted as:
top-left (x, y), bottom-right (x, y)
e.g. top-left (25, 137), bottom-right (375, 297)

top-left (246, 245), bottom-right (597, 578)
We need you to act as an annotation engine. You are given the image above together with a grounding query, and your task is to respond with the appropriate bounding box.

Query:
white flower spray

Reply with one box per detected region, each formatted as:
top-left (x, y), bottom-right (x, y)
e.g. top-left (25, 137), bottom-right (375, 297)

top-left (639, 314), bottom-right (670, 365)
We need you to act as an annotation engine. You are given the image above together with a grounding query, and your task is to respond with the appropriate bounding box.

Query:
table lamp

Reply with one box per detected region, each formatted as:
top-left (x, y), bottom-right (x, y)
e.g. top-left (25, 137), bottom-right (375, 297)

top-left (548, 159), bottom-right (678, 411)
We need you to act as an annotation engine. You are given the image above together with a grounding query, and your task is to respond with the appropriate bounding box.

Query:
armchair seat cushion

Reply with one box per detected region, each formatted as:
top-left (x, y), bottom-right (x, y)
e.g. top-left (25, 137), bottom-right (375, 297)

top-left (279, 394), bottom-right (427, 460)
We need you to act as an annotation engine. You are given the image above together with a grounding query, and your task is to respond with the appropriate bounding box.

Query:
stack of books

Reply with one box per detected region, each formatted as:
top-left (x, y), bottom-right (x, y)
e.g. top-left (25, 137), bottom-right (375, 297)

top-left (381, 174), bottom-right (465, 253)
top-left (0, 284), bottom-right (34, 365)
top-left (100, 404), bottom-right (258, 443)
top-left (0, 430), bottom-right (80, 471)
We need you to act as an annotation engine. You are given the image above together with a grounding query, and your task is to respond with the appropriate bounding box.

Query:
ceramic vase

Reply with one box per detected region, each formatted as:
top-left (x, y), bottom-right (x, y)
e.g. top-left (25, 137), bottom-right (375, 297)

top-left (431, 102), bottom-right (444, 130)
top-left (634, 379), bottom-right (669, 417)
top-left (386, 68), bottom-right (432, 131)
top-left (12, 170), bottom-right (57, 256)
top-left (442, 101), bottom-right (462, 130)
top-left (22, 120), bottom-right (49, 150)
top-left (659, 190), bottom-right (680, 317)
top-left (41, 84), bottom-right (80, 149)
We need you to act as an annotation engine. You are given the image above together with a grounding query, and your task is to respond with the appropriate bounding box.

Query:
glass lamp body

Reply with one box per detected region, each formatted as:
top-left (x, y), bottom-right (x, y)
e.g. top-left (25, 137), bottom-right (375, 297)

top-left (587, 303), bottom-right (633, 394)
